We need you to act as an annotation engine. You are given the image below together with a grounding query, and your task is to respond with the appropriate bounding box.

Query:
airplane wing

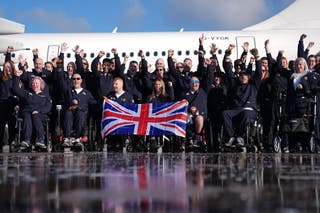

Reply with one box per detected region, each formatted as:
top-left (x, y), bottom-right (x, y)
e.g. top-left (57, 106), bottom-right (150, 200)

top-left (243, 0), bottom-right (320, 31)
top-left (0, 17), bottom-right (25, 35)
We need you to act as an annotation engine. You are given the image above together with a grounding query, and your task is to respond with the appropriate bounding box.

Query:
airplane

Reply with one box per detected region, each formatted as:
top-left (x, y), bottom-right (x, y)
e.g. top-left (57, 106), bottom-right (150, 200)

top-left (0, 0), bottom-right (320, 70)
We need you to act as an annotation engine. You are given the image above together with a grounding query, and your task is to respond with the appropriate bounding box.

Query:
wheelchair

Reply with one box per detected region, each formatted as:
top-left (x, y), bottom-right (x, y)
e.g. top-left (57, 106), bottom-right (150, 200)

top-left (221, 109), bottom-right (263, 153)
top-left (275, 96), bottom-right (318, 153)
top-left (185, 114), bottom-right (213, 153)
top-left (52, 105), bottom-right (98, 153)
top-left (15, 109), bottom-right (51, 153)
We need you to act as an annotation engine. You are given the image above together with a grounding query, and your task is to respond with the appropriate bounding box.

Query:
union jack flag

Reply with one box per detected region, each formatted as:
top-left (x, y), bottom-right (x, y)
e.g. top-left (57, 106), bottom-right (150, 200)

top-left (101, 98), bottom-right (188, 137)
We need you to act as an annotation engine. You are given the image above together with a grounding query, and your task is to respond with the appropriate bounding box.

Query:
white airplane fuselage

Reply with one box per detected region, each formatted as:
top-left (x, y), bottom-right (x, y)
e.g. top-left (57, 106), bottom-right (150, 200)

top-left (1, 29), bottom-right (319, 70)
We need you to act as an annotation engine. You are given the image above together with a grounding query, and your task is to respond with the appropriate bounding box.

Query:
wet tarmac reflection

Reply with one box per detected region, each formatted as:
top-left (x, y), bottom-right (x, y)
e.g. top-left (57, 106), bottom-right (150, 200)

top-left (0, 152), bottom-right (320, 212)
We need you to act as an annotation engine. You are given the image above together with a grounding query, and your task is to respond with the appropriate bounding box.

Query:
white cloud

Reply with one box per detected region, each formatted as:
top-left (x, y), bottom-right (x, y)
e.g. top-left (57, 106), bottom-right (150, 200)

top-left (118, 0), bottom-right (146, 31)
top-left (17, 8), bottom-right (92, 32)
top-left (162, 0), bottom-right (273, 30)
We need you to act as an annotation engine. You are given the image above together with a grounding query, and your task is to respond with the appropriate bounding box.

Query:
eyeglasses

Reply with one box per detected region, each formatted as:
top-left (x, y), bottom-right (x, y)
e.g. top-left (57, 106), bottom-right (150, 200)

top-left (72, 77), bottom-right (81, 80)
top-left (190, 79), bottom-right (200, 84)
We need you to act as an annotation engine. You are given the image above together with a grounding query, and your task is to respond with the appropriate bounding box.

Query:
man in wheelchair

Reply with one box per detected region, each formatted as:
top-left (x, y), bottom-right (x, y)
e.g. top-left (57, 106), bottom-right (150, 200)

top-left (184, 76), bottom-right (207, 148)
top-left (222, 46), bottom-right (262, 147)
top-left (61, 73), bottom-right (97, 148)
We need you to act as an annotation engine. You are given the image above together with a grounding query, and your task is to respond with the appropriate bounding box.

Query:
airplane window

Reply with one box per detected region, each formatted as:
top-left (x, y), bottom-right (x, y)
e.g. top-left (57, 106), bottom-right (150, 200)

top-left (106, 53), bottom-right (110, 58)
top-left (130, 52), bottom-right (134, 57)
top-left (11, 53), bottom-right (15, 58)
top-left (90, 53), bottom-right (95, 58)
top-left (218, 49), bottom-right (223, 54)
top-left (83, 53), bottom-right (87, 58)
top-left (186, 50), bottom-right (190, 55)
top-left (146, 51), bottom-right (150, 57)
top-left (154, 51), bottom-right (158, 56)
top-left (194, 50), bottom-right (198, 55)
top-left (177, 50), bottom-right (182, 56)
top-left (161, 51), bottom-right (166, 56)
top-left (67, 53), bottom-right (71, 58)
top-left (122, 52), bottom-right (126, 57)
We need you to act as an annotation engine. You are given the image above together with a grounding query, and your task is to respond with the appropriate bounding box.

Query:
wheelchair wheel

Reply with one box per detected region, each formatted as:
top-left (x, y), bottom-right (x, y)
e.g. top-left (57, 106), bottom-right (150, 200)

top-left (309, 135), bottom-right (316, 153)
top-left (273, 136), bottom-right (281, 153)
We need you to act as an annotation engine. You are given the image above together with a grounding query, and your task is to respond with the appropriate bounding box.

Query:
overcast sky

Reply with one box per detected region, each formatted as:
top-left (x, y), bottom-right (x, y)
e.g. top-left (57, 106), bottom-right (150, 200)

top-left (0, 0), bottom-right (294, 33)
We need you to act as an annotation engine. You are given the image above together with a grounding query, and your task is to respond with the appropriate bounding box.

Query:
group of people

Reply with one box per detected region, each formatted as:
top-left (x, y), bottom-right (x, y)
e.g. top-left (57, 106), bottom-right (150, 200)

top-left (0, 34), bottom-right (320, 153)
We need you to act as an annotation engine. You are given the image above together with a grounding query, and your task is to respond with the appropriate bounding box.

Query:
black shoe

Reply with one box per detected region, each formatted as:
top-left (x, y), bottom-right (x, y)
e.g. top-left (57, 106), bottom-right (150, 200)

top-left (296, 142), bottom-right (303, 152)
top-left (283, 146), bottom-right (290, 153)
top-left (225, 137), bottom-right (235, 147)
top-left (20, 141), bottom-right (32, 152)
top-left (193, 135), bottom-right (203, 148)
top-left (236, 137), bottom-right (245, 147)
top-left (36, 142), bottom-right (47, 149)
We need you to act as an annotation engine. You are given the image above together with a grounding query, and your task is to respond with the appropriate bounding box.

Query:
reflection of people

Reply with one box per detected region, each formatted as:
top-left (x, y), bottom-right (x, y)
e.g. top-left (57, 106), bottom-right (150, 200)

top-left (13, 72), bottom-right (52, 150)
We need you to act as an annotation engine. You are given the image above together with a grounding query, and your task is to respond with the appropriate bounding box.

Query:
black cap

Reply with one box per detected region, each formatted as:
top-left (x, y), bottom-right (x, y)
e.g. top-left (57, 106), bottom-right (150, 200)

top-left (213, 71), bottom-right (225, 78)
top-left (239, 70), bottom-right (250, 76)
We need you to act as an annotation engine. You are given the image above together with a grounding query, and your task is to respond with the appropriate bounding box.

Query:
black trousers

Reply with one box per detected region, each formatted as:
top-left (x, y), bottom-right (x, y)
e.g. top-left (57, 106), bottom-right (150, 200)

top-left (222, 108), bottom-right (256, 138)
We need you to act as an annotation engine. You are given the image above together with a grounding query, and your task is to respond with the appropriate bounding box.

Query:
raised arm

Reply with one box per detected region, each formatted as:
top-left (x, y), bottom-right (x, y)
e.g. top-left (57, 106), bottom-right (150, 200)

top-left (91, 50), bottom-right (105, 74)
top-left (297, 34), bottom-right (314, 60)
top-left (111, 48), bottom-right (123, 76)
top-left (167, 49), bottom-right (180, 78)
top-left (5, 46), bottom-right (14, 62)
top-left (250, 48), bottom-right (262, 88)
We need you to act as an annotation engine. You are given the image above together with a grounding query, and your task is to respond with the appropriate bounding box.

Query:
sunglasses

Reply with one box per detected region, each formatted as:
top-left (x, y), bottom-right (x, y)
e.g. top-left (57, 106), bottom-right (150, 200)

top-left (72, 77), bottom-right (81, 80)
top-left (190, 79), bottom-right (200, 84)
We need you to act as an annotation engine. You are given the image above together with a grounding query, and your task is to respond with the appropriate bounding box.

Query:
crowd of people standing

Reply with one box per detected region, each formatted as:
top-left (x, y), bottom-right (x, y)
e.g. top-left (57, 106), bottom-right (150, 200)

top-left (0, 33), bottom-right (320, 153)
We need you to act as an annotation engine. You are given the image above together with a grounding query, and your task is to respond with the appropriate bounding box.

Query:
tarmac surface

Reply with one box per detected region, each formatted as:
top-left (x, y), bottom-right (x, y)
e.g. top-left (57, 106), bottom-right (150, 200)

top-left (0, 151), bottom-right (320, 212)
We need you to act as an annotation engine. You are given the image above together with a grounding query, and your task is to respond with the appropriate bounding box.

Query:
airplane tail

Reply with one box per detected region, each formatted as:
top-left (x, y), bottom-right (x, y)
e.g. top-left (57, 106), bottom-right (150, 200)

top-left (0, 17), bottom-right (25, 35)
top-left (243, 0), bottom-right (320, 31)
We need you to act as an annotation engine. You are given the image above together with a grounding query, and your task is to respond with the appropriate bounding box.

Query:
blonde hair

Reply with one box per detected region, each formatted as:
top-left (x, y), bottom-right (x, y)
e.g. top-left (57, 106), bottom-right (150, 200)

top-left (149, 78), bottom-right (167, 101)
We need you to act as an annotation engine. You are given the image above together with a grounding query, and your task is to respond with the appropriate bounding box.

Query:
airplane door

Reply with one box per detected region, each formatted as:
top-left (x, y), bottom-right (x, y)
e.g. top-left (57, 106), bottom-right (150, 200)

top-left (47, 45), bottom-right (60, 61)
top-left (235, 36), bottom-right (256, 60)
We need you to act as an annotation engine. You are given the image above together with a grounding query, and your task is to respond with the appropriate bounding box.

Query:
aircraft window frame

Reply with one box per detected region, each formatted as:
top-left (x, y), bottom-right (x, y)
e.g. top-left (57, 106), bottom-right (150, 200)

top-left (218, 49), bottom-right (223, 55)
top-left (194, 50), bottom-right (198, 55)
top-left (11, 53), bottom-right (15, 58)
top-left (146, 51), bottom-right (150, 57)
top-left (177, 50), bottom-right (182, 56)
top-left (106, 53), bottom-right (111, 58)
top-left (186, 50), bottom-right (190, 56)
top-left (122, 52), bottom-right (126, 57)
top-left (130, 52), bottom-right (134, 57)
top-left (161, 51), bottom-right (166, 56)
top-left (67, 53), bottom-right (71, 58)
top-left (153, 51), bottom-right (158, 57)
top-left (83, 53), bottom-right (87, 58)
top-left (90, 53), bottom-right (95, 58)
